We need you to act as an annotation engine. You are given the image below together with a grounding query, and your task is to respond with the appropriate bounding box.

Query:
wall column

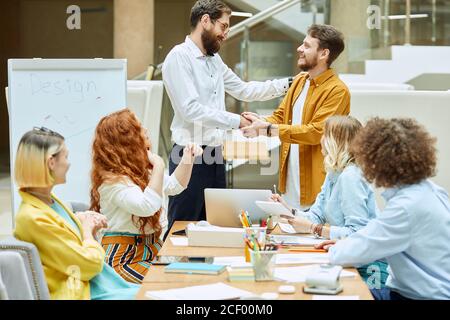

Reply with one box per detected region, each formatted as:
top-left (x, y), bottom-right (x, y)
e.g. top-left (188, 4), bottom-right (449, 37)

top-left (114, 0), bottom-right (154, 79)
top-left (329, 0), bottom-right (371, 73)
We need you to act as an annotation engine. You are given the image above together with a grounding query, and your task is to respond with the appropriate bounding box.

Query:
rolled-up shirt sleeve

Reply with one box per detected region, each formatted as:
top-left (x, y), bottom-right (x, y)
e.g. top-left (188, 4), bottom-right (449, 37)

top-left (329, 199), bottom-right (411, 267)
top-left (164, 173), bottom-right (186, 196)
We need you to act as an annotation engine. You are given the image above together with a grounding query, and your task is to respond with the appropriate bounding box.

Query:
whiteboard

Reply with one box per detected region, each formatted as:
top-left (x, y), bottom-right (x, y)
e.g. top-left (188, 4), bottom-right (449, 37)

top-left (8, 59), bottom-right (127, 215)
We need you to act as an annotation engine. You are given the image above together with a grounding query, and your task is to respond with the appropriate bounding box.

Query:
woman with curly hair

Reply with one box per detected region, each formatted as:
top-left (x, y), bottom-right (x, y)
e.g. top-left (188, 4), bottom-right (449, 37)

top-left (317, 117), bottom-right (450, 300)
top-left (271, 115), bottom-right (388, 285)
top-left (90, 108), bottom-right (202, 284)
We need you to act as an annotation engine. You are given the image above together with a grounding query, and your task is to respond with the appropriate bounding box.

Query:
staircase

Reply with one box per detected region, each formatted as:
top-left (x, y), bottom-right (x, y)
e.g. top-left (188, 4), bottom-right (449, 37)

top-left (340, 45), bottom-right (450, 89)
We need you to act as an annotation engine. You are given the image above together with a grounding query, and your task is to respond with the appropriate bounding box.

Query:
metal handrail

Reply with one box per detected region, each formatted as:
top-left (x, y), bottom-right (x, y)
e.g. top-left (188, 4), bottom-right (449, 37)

top-left (227, 0), bottom-right (301, 39)
top-left (134, 0), bottom-right (302, 80)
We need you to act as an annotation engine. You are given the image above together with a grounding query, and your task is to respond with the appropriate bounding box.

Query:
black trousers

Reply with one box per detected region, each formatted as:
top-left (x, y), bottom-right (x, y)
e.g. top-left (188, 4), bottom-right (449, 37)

top-left (164, 144), bottom-right (226, 240)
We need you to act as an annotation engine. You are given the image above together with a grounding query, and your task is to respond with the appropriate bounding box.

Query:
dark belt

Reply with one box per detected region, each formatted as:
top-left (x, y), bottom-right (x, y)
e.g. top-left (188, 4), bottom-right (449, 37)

top-left (101, 234), bottom-right (153, 245)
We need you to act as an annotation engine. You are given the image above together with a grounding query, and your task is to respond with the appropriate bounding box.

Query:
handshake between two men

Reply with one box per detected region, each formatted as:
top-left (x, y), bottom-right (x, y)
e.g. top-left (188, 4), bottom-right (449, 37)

top-left (239, 112), bottom-right (278, 138)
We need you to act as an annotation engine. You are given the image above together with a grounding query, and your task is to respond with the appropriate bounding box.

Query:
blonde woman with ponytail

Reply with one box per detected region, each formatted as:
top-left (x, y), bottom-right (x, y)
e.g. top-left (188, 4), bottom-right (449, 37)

top-left (272, 115), bottom-right (388, 285)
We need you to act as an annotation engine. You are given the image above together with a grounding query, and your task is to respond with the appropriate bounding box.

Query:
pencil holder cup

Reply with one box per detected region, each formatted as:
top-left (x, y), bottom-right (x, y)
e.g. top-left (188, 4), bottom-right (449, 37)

top-left (250, 250), bottom-right (277, 281)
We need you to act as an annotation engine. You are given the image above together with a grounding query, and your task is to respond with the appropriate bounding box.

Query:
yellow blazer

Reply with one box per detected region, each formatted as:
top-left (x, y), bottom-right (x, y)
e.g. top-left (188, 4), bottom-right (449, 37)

top-left (14, 191), bottom-right (105, 300)
top-left (266, 69), bottom-right (350, 205)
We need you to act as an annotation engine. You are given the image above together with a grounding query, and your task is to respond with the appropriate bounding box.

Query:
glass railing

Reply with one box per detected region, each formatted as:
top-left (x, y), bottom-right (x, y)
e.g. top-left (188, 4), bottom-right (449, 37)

top-left (379, 0), bottom-right (450, 46)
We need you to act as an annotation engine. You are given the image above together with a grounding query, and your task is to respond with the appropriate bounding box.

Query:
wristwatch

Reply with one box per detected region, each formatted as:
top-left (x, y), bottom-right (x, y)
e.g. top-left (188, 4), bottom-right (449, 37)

top-left (313, 224), bottom-right (323, 238)
top-left (288, 77), bottom-right (294, 87)
top-left (266, 123), bottom-right (272, 137)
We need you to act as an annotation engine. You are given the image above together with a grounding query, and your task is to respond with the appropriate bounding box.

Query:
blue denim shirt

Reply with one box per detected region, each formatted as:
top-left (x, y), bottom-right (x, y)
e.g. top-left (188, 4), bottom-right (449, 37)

top-left (299, 164), bottom-right (378, 239)
top-left (329, 179), bottom-right (450, 299)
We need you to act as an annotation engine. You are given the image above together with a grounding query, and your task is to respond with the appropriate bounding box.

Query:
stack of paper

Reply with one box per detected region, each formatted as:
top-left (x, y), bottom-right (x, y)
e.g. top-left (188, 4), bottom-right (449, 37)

top-left (145, 282), bottom-right (254, 300)
top-left (227, 266), bottom-right (255, 282)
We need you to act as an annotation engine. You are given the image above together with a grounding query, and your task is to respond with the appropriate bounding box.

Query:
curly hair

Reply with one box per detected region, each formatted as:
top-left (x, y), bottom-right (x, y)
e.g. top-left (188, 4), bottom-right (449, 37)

top-left (350, 117), bottom-right (437, 188)
top-left (90, 108), bottom-right (162, 238)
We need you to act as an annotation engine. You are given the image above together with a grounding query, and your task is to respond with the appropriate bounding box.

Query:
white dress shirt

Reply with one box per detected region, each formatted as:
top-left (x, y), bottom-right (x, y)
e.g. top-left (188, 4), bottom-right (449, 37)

top-left (162, 36), bottom-right (290, 146)
top-left (99, 174), bottom-right (185, 235)
top-left (283, 79), bottom-right (310, 209)
top-left (329, 179), bottom-right (450, 299)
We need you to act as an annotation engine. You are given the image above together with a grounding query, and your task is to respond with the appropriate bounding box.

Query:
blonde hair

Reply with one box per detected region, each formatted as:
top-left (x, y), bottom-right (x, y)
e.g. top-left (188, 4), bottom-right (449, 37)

top-left (15, 128), bottom-right (65, 189)
top-left (322, 116), bottom-right (362, 173)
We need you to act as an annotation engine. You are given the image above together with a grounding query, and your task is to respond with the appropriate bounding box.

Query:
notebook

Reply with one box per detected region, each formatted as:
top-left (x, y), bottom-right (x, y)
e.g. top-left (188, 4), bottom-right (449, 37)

top-left (165, 262), bottom-right (226, 275)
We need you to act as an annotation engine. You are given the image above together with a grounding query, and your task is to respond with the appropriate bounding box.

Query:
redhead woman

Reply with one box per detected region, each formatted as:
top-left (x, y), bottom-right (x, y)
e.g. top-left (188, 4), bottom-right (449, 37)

top-left (90, 108), bottom-right (202, 283)
top-left (13, 127), bottom-right (138, 299)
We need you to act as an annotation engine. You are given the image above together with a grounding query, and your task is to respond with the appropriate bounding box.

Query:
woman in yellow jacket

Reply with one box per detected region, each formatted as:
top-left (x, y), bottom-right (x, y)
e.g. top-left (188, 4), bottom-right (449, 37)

top-left (13, 127), bottom-right (138, 300)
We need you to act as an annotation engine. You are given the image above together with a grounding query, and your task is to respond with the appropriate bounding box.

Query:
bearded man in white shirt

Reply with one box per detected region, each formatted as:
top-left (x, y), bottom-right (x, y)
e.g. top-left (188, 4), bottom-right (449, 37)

top-left (162, 0), bottom-right (292, 236)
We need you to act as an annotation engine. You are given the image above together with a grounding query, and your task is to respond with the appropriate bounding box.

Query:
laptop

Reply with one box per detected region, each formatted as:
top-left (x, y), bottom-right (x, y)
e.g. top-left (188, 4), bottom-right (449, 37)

top-left (205, 188), bottom-right (272, 227)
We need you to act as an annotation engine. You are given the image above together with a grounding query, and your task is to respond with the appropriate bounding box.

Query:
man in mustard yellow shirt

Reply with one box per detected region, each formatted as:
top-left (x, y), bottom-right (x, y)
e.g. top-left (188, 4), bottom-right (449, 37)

top-left (242, 24), bottom-right (350, 209)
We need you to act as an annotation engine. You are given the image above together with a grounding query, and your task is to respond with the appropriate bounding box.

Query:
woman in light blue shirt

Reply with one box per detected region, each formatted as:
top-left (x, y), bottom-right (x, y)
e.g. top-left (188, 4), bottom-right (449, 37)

top-left (272, 115), bottom-right (388, 285)
top-left (317, 117), bottom-right (450, 300)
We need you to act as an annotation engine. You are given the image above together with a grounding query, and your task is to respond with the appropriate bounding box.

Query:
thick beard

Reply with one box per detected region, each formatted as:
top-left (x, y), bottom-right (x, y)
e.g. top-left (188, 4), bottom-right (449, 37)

top-left (201, 30), bottom-right (221, 56)
top-left (299, 56), bottom-right (318, 72)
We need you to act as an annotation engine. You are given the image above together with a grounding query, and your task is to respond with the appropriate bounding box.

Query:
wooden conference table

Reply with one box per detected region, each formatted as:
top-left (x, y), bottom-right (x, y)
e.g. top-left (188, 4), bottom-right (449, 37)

top-left (136, 221), bottom-right (373, 300)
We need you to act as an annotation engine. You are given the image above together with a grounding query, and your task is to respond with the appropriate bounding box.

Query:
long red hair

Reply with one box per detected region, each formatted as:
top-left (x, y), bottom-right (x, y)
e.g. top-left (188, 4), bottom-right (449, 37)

top-left (90, 108), bottom-right (162, 238)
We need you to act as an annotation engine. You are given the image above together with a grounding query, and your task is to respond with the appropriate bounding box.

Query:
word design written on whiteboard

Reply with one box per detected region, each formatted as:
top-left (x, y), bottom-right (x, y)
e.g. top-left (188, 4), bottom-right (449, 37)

top-left (30, 73), bottom-right (97, 103)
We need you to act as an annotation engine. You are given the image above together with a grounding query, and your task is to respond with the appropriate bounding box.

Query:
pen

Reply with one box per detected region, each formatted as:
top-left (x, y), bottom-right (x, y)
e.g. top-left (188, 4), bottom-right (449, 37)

top-left (238, 214), bottom-right (246, 228)
top-left (273, 184), bottom-right (277, 194)
top-left (244, 238), bottom-right (254, 250)
top-left (266, 215), bottom-right (272, 229)
top-left (240, 210), bottom-right (249, 227)
top-left (245, 211), bottom-right (252, 226)
top-left (251, 235), bottom-right (260, 251)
